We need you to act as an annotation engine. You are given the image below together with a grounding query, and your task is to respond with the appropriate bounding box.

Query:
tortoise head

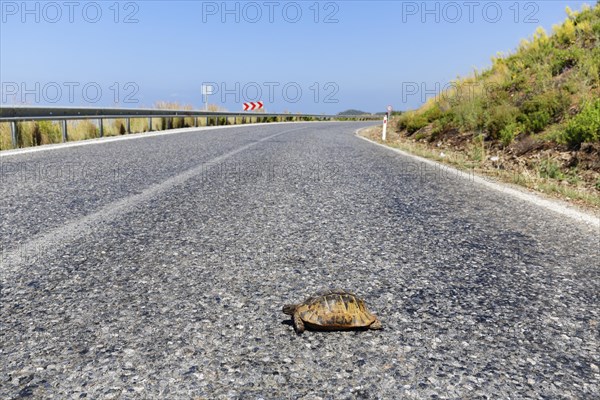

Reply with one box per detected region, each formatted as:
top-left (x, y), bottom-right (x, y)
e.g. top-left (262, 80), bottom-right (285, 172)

top-left (282, 304), bottom-right (297, 315)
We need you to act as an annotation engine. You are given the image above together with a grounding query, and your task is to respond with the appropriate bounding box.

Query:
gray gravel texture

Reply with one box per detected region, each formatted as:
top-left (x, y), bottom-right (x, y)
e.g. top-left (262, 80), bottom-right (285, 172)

top-left (1, 122), bottom-right (599, 399)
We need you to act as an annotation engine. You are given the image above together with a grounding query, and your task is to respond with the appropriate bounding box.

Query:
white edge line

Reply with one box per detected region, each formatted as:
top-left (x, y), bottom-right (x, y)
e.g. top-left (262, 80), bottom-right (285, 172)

top-left (355, 127), bottom-right (600, 228)
top-left (0, 120), bottom-right (345, 157)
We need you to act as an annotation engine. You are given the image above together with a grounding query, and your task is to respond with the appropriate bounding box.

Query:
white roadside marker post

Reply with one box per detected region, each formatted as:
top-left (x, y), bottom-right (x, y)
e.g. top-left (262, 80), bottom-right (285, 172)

top-left (382, 105), bottom-right (392, 141)
top-left (382, 114), bottom-right (388, 141)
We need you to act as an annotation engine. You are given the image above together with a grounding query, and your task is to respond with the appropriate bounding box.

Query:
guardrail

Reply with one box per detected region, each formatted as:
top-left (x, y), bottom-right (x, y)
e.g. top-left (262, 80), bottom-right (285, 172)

top-left (0, 106), bottom-right (380, 149)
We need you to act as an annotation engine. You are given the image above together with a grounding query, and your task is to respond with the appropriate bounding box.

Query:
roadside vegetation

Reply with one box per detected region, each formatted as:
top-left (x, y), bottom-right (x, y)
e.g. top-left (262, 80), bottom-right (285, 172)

top-left (376, 3), bottom-right (600, 210)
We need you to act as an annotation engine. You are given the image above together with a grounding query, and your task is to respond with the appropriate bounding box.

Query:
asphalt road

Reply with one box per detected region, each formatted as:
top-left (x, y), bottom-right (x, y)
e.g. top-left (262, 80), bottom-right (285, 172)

top-left (1, 122), bottom-right (599, 399)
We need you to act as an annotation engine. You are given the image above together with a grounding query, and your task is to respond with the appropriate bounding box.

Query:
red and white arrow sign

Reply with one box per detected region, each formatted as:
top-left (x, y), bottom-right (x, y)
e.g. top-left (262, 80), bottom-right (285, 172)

top-left (243, 101), bottom-right (264, 111)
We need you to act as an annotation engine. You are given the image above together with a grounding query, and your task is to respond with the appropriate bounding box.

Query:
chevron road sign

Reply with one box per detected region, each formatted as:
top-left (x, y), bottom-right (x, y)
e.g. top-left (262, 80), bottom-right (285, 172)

top-left (243, 101), bottom-right (264, 111)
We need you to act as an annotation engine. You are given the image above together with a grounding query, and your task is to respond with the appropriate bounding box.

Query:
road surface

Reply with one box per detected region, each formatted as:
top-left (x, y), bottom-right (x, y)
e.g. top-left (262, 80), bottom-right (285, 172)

top-left (1, 122), bottom-right (598, 399)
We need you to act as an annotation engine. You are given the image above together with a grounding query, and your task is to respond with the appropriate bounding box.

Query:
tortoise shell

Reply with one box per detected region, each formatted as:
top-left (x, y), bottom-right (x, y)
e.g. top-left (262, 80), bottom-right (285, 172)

top-left (282, 289), bottom-right (382, 334)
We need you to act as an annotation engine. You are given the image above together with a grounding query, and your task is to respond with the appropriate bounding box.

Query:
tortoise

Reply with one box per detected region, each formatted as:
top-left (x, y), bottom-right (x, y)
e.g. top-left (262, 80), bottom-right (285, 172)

top-left (282, 289), bottom-right (382, 334)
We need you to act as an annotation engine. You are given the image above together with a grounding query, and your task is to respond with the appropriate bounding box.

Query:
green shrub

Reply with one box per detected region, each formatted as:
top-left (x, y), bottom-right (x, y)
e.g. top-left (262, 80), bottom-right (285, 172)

top-left (551, 48), bottom-right (580, 76)
top-left (564, 99), bottom-right (600, 145)
top-left (414, 132), bottom-right (428, 141)
top-left (406, 114), bottom-right (428, 134)
top-left (518, 91), bottom-right (570, 133)
top-left (555, 19), bottom-right (577, 46)
top-left (539, 158), bottom-right (564, 179)
top-left (499, 122), bottom-right (523, 147)
top-left (578, 48), bottom-right (600, 84)
top-left (485, 104), bottom-right (519, 139)
top-left (501, 73), bottom-right (528, 94)
top-left (453, 99), bottom-right (486, 132)
top-left (469, 134), bottom-right (486, 162)
top-left (429, 113), bottom-right (455, 137)
top-left (562, 79), bottom-right (580, 94)
top-left (593, 21), bottom-right (600, 38)
top-left (520, 109), bottom-right (552, 133)
top-left (422, 106), bottom-right (443, 122)
top-left (438, 110), bottom-right (457, 126)
top-left (397, 112), bottom-right (429, 134)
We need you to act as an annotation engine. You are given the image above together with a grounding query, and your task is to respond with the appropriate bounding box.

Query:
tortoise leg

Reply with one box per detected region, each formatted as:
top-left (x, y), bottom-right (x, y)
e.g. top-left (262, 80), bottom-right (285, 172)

top-left (369, 318), bottom-right (382, 330)
top-left (293, 312), bottom-right (305, 334)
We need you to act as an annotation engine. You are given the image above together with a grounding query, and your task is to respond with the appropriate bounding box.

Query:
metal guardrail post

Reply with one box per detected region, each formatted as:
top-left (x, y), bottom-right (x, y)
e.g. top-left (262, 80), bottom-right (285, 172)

top-left (99, 118), bottom-right (104, 137)
top-left (61, 120), bottom-right (68, 142)
top-left (148, 117), bottom-right (152, 132)
top-left (126, 118), bottom-right (131, 134)
top-left (10, 121), bottom-right (18, 148)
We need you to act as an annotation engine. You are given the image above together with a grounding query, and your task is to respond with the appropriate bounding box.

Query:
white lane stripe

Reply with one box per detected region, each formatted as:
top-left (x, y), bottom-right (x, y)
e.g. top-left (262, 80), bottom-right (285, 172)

top-left (355, 128), bottom-right (600, 228)
top-left (1, 126), bottom-right (306, 275)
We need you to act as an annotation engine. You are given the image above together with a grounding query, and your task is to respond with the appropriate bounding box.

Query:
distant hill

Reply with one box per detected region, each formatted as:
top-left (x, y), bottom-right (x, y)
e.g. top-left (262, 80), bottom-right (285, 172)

top-left (338, 109), bottom-right (370, 115)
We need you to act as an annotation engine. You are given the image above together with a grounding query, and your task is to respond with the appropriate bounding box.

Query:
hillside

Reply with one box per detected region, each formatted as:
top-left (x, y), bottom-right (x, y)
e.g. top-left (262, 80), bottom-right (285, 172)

top-left (385, 3), bottom-right (600, 207)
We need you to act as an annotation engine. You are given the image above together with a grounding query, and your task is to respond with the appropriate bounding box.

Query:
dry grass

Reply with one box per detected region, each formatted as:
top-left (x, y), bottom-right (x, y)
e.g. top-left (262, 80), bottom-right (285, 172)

top-left (0, 123), bottom-right (12, 150)
top-left (67, 120), bottom-right (98, 141)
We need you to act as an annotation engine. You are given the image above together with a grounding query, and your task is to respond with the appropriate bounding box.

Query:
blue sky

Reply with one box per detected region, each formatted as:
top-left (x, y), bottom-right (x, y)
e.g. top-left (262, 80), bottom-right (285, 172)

top-left (0, 1), bottom-right (592, 113)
